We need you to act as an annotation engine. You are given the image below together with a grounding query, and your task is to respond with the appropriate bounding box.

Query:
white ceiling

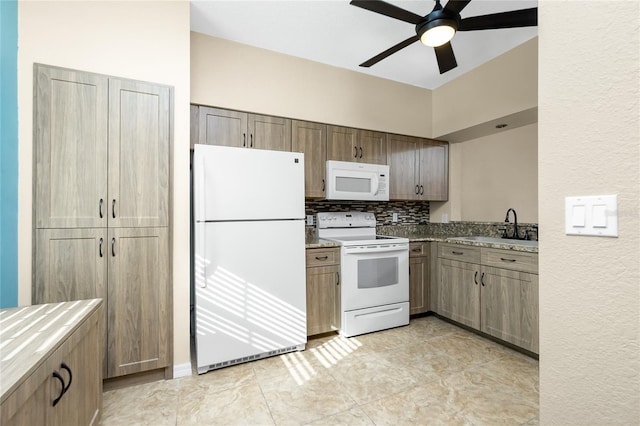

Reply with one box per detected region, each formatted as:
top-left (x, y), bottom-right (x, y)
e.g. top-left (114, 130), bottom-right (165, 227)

top-left (190, 0), bottom-right (538, 90)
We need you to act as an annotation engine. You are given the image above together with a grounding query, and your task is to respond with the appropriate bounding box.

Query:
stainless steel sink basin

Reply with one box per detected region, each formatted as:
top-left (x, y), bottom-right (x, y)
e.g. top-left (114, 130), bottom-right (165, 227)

top-left (447, 236), bottom-right (538, 247)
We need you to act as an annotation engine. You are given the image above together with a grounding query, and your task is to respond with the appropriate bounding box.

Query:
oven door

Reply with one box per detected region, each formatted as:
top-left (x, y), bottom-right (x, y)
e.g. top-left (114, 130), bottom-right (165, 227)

top-left (340, 243), bottom-right (409, 311)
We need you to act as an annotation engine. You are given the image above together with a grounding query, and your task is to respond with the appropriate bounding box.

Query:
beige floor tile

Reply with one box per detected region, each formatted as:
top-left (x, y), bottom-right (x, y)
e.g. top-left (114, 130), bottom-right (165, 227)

top-left (176, 382), bottom-right (274, 425)
top-left (468, 351), bottom-right (540, 396)
top-left (101, 379), bottom-right (178, 425)
top-left (424, 330), bottom-right (513, 366)
top-left (377, 343), bottom-right (464, 384)
top-left (252, 349), bottom-right (328, 382)
top-left (308, 407), bottom-right (375, 425)
top-left (258, 370), bottom-right (357, 425)
top-left (177, 362), bottom-right (256, 398)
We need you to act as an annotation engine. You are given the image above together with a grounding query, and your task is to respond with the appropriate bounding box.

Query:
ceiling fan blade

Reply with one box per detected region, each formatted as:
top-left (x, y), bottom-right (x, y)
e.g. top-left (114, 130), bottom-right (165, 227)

top-left (458, 8), bottom-right (537, 31)
top-left (350, 0), bottom-right (423, 25)
top-left (434, 42), bottom-right (457, 74)
top-left (359, 35), bottom-right (420, 67)
top-left (443, 0), bottom-right (472, 16)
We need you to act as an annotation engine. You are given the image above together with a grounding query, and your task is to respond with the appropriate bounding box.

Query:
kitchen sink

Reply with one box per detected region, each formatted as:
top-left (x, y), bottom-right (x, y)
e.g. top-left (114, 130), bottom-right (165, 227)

top-left (447, 236), bottom-right (538, 247)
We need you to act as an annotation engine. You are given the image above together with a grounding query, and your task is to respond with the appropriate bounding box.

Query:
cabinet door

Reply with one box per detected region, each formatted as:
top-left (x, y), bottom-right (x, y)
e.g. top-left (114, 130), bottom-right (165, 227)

top-left (409, 256), bottom-right (429, 315)
top-left (418, 140), bottom-right (448, 201)
top-left (34, 64), bottom-right (108, 229)
top-left (33, 228), bottom-right (107, 305)
top-left (248, 114), bottom-right (292, 151)
top-left (438, 259), bottom-right (480, 329)
top-left (107, 227), bottom-right (169, 378)
top-left (481, 266), bottom-right (539, 353)
top-left (108, 79), bottom-right (170, 228)
top-left (386, 134), bottom-right (419, 200)
top-left (292, 120), bottom-right (327, 198)
top-left (198, 106), bottom-right (247, 148)
top-left (327, 125), bottom-right (358, 162)
top-left (306, 265), bottom-right (340, 336)
top-left (358, 130), bottom-right (387, 164)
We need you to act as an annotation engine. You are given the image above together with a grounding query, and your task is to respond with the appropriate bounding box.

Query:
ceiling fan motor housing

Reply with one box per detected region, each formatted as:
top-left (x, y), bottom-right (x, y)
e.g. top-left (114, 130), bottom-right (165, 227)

top-left (416, 9), bottom-right (460, 40)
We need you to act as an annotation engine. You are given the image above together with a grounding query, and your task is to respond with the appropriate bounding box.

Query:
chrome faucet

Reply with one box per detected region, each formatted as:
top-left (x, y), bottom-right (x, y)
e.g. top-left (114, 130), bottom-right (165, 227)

top-left (504, 208), bottom-right (519, 239)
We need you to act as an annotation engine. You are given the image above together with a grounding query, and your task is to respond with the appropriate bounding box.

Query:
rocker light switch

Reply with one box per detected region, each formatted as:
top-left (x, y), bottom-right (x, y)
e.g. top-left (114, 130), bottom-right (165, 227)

top-left (565, 195), bottom-right (618, 237)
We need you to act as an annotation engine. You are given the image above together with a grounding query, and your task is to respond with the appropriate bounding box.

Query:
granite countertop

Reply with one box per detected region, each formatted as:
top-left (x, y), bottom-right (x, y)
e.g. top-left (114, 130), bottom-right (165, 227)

top-left (305, 235), bottom-right (341, 249)
top-left (0, 299), bottom-right (103, 403)
top-left (440, 238), bottom-right (538, 253)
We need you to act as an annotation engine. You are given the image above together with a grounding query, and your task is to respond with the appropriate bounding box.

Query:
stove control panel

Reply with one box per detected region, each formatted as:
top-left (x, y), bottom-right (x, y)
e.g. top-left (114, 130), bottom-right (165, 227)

top-left (316, 212), bottom-right (376, 229)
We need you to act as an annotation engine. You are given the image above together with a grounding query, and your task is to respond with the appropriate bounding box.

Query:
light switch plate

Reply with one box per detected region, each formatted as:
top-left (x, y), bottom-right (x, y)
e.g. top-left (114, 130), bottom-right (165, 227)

top-left (565, 195), bottom-right (618, 237)
top-left (392, 213), bottom-right (398, 222)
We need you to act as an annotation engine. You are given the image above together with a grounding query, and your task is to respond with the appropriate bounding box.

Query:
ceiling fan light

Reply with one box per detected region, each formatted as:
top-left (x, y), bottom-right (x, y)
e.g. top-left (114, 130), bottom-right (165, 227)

top-left (420, 24), bottom-right (456, 47)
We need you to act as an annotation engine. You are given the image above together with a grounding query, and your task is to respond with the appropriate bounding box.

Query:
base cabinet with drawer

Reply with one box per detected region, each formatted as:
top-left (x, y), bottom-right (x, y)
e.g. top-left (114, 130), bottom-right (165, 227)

top-left (437, 243), bottom-right (539, 353)
top-left (305, 248), bottom-right (341, 336)
top-left (409, 242), bottom-right (430, 315)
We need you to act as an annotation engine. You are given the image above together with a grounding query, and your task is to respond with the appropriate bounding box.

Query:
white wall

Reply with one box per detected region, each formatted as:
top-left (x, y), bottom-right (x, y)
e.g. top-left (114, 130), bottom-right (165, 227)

top-left (538, 1), bottom-right (640, 423)
top-left (191, 32), bottom-right (433, 138)
top-left (18, 1), bottom-right (191, 368)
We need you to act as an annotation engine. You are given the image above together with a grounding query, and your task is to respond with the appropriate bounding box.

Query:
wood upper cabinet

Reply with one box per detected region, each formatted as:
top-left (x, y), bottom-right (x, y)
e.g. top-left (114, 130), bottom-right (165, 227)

top-left (108, 79), bottom-right (170, 228)
top-left (292, 120), bottom-right (327, 198)
top-left (305, 248), bottom-right (340, 336)
top-left (197, 106), bottom-right (291, 151)
top-left (327, 126), bottom-right (386, 164)
top-left (33, 228), bottom-right (107, 305)
top-left (34, 65), bottom-right (109, 229)
top-left (107, 227), bottom-right (170, 378)
top-left (387, 134), bottom-right (448, 200)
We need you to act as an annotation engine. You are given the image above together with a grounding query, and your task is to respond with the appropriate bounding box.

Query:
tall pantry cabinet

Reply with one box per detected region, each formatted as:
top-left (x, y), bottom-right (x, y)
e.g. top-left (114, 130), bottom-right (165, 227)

top-left (32, 64), bottom-right (172, 379)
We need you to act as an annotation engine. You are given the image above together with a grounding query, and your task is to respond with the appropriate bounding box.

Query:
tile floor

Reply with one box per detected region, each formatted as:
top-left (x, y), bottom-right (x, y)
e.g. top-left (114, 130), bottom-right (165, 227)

top-left (101, 316), bottom-right (539, 425)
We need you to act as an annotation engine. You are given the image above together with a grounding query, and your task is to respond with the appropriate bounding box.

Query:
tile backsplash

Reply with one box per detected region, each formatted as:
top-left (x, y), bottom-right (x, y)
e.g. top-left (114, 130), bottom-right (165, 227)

top-left (305, 200), bottom-right (430, 227)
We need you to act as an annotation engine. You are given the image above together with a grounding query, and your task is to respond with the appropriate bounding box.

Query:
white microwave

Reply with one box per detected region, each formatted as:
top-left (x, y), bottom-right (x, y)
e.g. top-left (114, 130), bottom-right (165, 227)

top-left (325, 160), bottom-right (390, 201)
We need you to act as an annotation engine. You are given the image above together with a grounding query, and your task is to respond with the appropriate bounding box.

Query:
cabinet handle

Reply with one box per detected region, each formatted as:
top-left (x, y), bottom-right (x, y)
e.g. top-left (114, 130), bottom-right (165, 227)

top-left (415, 185), bottom-right (420, 194)
top-left (481, 272), bottom-right (485, 287)
top-left (500, 257), bottom-right (517, 263)
top-left (354, 146), bottom-right (358, 158)
top-left (322, 179), bottom-right (325, 192)
top-left (52, 371), bottom-right (65, 407)
top-left (99, 238), bottom-right (103, 257)
top-left (250, 133), bottom-right (253, 148)
top-left (359, 146), bottom-right (363, 158)
top-left (99, 199), bottom-right (103, 218)
top-left (336, 272), bottom-right (340, 286)
top-left (60, 363), bottom-right (73, 394)
top-left (112, 199), bottom-right (116, 218)
top-left (243, 133), bottom-right (246, 147)
top-left (420, 185), bottom-right (424, 195)
top-left (474, 271), bottom-right (478, 285)
top-left (411, 248), bottom-right (421, 252)
top-left (315, 256), bottom-right (328, 260)
top-left (452, 251), bottom-right (464, 255)
top-left (111, 238), bottom-right (116, 257)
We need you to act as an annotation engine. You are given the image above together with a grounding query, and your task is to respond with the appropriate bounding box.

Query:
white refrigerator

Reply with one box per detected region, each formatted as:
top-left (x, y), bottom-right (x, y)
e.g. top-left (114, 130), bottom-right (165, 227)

top-left (192, 144), bottom-right (307, 374)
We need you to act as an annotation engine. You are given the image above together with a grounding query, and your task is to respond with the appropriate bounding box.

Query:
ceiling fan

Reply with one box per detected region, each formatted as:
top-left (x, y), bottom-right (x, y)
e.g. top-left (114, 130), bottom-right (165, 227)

top-left (350, 0), bottom-right (538, 74)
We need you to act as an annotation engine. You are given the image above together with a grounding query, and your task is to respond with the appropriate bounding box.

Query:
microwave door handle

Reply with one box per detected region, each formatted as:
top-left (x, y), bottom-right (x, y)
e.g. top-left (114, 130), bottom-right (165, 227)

top-left (372, 175), bottom-right (379, 195)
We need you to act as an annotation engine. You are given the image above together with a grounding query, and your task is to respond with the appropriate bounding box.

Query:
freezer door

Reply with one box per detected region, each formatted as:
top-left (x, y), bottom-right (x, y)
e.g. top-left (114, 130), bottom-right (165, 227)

top-left (194, 220), bottom-right (307, 370)
top-left (193, 144), bottom-right (305, 222)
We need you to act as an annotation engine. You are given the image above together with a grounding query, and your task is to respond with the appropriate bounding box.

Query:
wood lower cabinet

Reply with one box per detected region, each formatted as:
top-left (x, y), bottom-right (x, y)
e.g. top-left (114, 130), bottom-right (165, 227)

top-left (305, 248), bottom-right (340, 336)
top-left (437, 243), bottom-right (539, 353)
top-left (1, 300), bottom-right (103, 426)
top-left (292, 120), bottom-right (327, 198)
top-left (409, 242), bottom-right (430, 315)
top-left (196, 105), bottom-right (291, 151)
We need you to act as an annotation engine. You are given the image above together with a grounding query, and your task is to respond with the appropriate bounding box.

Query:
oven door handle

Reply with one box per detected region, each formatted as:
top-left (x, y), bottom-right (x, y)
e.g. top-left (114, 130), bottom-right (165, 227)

top-left (344, 245), bottom-right (408, 254)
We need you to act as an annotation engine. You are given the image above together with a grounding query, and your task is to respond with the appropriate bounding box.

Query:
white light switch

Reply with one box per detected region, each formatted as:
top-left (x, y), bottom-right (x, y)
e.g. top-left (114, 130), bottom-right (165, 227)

top-left (565, 195), bottom-right (618, 237)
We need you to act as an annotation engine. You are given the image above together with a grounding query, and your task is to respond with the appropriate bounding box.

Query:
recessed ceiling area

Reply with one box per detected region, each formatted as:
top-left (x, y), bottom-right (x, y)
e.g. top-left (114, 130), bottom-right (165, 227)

top-left (190, 0), bottom-right (538, 90)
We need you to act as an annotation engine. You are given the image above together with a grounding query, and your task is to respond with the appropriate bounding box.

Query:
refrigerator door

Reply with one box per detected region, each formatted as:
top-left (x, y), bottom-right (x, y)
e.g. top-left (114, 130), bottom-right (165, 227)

top-left (194, 219), bottom-right (306, 371)
top-left (193, 144), bottom-right (305, 222)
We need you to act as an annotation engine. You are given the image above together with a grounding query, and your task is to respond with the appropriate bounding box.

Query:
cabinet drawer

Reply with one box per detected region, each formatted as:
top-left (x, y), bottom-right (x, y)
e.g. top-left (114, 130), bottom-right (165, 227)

top-left (306, 248), bottom-right (340, 267)
top-left (409, 242), bottom-right (428, 257)
top-left (482, 249), bottom-right (538, 274)
top-left (438, 243), bottom-right (481, 263)
top-left (482, 248), bottom-right (538, 274)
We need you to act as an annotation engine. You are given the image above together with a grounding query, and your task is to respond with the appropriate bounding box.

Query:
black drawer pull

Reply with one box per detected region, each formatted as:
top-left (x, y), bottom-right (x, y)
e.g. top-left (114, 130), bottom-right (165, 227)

top-left (452, 251), bottom-right (464, 255)
top-left (500, 257), bottom-right (517, 263)
top-left (474, 271), bottom-right (478, 285)
top-left (315, 256), bottom-right (328, 261)
top-left (99, 238), bottom-right (103, 257)
top-left (411, 248), bottom-right (421, 252)
top-left (112, 199), bottom-right (116, 218)
top-left (336, 272), bottom-right (340, 286)
top-left (52, 371), bottom-right (65, 407)
top-left (111, 238), bottom-right (116, 257)
top-left (99, 198), bottom-right (103, 218)
top-left (481, 272), bottom-right (485, 286)
top-left (60, 363), bottom-right (72, 393)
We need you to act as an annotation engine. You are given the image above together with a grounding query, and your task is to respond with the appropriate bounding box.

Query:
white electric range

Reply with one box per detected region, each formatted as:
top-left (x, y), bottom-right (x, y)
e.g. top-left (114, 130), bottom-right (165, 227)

top-left (316, 212), bottom-right (410, 337)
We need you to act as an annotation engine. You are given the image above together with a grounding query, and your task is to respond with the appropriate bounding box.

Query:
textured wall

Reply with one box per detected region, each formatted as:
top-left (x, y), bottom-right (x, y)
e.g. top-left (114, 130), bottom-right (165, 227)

top-left (538, 1), bottom-right (640, 423)
top-left (18, 1), bottom-right (192, 367)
